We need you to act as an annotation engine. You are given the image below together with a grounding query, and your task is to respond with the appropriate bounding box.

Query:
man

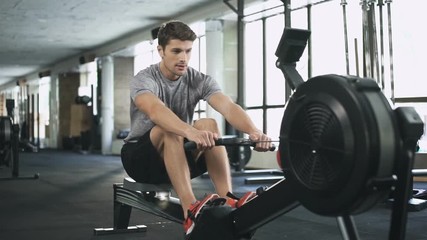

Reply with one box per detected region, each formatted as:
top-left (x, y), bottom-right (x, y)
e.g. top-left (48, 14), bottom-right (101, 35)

top-left (121, 20), bottom-right (272, 238)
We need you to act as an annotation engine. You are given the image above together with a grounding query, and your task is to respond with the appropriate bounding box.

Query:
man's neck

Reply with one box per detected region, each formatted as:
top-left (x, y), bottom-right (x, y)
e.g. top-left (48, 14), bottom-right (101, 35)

top-left (159, 61), bottom-right (179, 81)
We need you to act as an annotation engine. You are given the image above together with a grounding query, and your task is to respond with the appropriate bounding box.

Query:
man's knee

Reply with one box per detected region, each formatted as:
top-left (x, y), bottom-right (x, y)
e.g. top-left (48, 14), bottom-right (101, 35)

top-left (193, 118), bottom-right (219, 132)
top-left (164, 132), bottom-right (184, 144)
top-left (151, 126), bottom-right (184, 152)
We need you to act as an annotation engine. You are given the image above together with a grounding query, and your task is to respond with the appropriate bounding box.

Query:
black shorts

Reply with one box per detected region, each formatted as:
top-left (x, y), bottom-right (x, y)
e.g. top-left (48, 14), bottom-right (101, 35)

top-left (120, 129), bottom-right (207, 184)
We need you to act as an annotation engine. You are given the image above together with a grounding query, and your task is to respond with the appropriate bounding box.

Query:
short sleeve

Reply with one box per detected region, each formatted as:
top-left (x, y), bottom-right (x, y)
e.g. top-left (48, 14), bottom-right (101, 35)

top-left (130, 71), bottom-right (158, 101)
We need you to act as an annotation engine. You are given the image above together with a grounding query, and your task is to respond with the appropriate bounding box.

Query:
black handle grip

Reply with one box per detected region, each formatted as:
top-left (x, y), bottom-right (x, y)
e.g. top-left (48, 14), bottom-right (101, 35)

top-left (184, 141), bottom-right (198, 151)
top-left (267, 145), bottom-right (276, 151)
top-left (255, 144), bottom-right (276, 151)
top-left (184, 138), bottom-right (276, 151)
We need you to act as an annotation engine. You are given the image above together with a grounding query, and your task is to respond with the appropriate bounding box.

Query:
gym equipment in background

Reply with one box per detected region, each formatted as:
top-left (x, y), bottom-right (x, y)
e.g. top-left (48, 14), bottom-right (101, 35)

top-left (0, 99), bottom-right (39, 180)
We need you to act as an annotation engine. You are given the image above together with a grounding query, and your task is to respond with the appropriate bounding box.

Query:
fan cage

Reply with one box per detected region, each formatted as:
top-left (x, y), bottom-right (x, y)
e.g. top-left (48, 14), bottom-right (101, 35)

top-left (288, 102), bottom-right (348, 191)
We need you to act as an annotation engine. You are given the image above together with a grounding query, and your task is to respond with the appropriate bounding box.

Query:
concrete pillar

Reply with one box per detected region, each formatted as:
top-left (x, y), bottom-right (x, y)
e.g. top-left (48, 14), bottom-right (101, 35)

top-left (205, 19), bottom-right (225, 135)
top-left (113, 57), bottom-right (133, 133)
top-left (111, 57), bottom-right (133, 155)
top-left (49, 73), bottom-right (59, 148)
top-left (100, 56), bottom-right (114, 154)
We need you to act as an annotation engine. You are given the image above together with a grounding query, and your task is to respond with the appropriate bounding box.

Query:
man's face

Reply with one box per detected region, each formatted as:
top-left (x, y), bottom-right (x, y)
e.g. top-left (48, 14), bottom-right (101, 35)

top-left (158, 39), bottom-right (193, 80)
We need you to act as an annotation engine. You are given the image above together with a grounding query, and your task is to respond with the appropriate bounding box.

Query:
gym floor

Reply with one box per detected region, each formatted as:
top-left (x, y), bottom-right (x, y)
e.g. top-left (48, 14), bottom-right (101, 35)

top-left (1, 150), bottom-right (427, 240)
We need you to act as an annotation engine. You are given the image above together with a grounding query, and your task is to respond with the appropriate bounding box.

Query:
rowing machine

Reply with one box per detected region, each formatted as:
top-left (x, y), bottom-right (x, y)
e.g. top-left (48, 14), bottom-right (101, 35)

top-left (97, 27), bottom-right (424, 240)
top-left (185, 28), bottom-right (424, 240)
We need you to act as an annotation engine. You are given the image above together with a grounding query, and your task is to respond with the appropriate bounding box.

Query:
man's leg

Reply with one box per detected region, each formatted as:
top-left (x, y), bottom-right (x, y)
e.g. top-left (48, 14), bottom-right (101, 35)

top-left (193, 118), bottom-right (232, 198)
top-left (150, 126), bottom-right (196, 218)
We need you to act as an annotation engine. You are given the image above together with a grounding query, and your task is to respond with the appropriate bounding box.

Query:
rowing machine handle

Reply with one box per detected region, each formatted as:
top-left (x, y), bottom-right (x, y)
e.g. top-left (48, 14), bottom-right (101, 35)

top-left (184, 141), bottom-right (198, 150)
top-left (184, 138), bottom-right (276, 151)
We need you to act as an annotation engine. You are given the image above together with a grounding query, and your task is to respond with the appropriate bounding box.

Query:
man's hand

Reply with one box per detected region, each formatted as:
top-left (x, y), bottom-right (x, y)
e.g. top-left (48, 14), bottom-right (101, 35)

top-left (185, 128), bottom-right (218, 150)
top-left (249, 131), bottom-right (273, 152)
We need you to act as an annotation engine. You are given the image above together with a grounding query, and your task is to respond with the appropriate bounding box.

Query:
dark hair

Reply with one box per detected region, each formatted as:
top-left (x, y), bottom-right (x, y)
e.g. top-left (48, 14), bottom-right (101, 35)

top-left (157, 20), bottom-right (197, 49)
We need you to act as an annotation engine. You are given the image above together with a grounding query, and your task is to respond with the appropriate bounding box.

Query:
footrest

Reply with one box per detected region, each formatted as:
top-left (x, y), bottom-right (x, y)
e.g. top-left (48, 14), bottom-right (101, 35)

top-left (187, 205), bottom-right (254, 240)
top-left (93, 225), bottom-right (147, 235)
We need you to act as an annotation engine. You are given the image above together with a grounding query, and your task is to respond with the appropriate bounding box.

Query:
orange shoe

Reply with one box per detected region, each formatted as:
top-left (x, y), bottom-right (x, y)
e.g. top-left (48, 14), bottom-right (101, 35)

top-left (183, 193), bottom-right (220, 239)
top-left (225, 191), bottom-right (257, 208)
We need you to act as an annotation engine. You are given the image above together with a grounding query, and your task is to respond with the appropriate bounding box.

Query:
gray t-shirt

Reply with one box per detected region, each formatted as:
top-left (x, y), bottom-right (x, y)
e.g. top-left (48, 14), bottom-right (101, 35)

top-left (124, 63), bottom-right (221, 142)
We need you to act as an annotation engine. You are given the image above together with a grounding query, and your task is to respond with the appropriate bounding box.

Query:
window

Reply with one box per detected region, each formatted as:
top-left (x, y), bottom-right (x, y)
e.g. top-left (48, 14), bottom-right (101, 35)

top-left (245, 20), bottom-right (263, 108)
top-left (266, 15), bottom-right (286, 106)
top-left (134, 40), bottom-right (160, 75)
top-left (244, 13), bottom-right (287, 137)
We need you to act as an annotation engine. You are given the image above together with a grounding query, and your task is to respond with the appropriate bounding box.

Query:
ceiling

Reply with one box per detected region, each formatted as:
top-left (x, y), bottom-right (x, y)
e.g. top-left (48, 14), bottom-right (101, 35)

top-left (0, 0), bottom-right (230, 87)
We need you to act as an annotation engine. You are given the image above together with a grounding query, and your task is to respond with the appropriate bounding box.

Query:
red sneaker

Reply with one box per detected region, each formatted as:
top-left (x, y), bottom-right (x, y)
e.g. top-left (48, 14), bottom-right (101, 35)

top-left (183, 193), bottom-right (220, 239)
top-left (225, 191), bottom-right (257, 208)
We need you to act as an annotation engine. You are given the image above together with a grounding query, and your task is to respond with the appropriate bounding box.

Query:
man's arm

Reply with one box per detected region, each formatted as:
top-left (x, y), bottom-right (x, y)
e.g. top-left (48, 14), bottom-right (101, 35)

top-left (134, 92), bottom-right (217, 148)
top-left (208, 92), bottom-right (272, 151)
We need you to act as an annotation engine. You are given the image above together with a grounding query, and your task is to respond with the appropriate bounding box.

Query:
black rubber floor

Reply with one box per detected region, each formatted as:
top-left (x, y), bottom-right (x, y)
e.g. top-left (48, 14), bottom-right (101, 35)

top-left (1, 150), bottom-right (427, 240)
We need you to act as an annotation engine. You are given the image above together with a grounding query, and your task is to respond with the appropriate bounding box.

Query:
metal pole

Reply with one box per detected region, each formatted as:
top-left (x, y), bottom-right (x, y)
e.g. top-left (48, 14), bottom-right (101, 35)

top-left (26, 86), bottom-right (30, 142)
top-left (378, 0), bottom-right (385, 90)
top-left (262, 18), bottom-right (267, 133)
top-left (354, 38), bottom-right (360, 76)
top-left (386, 0), bottom-right (395, 104)
top-left (341, 0), bottom-right (350, 75)
top-left (237, 0), bottom-right (245, 108)
top-left (307, 4), bottom-right (312, 79)
top-left (362, 0), bottom-right (380, 82)
top-left (31, 94), bottom-right (35, 144)
top-left (37, 93), bottom-right (40, 150)
top-left (368, 0), bottom-right (381, 85)
top-left (361, 0), bottom-right (371, 78)
top-left (283, 0), bottom-right (291, 27)
top-left (337, 215), bottom-right (360, 240)
top-left (291, 0), bottom-right (335, 11)
top-left (282, 0), bottom-right (292, 101)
